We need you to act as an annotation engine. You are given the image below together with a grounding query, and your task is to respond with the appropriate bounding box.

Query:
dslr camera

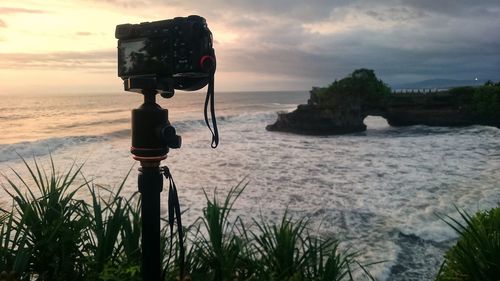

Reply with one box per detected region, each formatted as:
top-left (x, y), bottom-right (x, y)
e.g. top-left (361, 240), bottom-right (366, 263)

top-left (115, 15), bottom-right (216, 94)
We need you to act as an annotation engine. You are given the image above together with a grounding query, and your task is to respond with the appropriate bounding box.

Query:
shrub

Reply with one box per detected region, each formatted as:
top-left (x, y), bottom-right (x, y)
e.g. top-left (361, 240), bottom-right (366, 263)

top-left (0, 157), bottom-right (143, 281)
top-left (2, 157), bottom-right (89, 281)
top-left (252, 212), bottom-right (309, 280)
top-left (183, 182), bottom-right (255, 281)
top-left (436, 207), bottom-right (500, 281)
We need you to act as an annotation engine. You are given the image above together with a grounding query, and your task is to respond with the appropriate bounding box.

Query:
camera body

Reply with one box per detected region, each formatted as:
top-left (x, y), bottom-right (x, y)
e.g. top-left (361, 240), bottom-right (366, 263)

top-left (115, 15), bottom-right (216, 93)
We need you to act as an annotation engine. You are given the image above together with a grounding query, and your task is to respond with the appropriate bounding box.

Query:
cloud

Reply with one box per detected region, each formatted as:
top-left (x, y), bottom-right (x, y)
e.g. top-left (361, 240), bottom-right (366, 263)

top-left (0, 19), bottom-right (6, 28)
top-left (402, 0), bottom-right (500, 17)
top-left (76, 31), bottom-right (93, 36)
top-left (0, 7), bottom-right (47, 14)
top-left (80, 0), bottom-right (149, 9)
top-left (7, 0), bottom-right (499, 88)
top-left (87, 0), bottom-right (500, 85)
top-left (0, 50), bottom-right (115, 70)
top-left (203, 0), bottom-right (500, 84)
top-left (364, 7), bottom-right (428, 22)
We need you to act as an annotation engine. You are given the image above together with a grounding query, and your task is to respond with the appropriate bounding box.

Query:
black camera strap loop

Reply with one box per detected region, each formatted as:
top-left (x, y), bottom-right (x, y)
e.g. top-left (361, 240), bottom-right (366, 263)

top-left (162, 166), bottom-right (185, 279)
top-left (204, 69), bottom-right (219, 148)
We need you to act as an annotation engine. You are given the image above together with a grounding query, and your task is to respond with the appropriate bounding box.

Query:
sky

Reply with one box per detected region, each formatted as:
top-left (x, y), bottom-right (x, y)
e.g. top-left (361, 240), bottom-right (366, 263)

top-left (1, 0), bottom-right (499, 95)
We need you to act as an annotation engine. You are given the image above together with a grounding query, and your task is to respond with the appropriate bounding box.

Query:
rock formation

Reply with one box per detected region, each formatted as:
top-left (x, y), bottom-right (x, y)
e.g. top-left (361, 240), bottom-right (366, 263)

top-left (267, 69), bottom-right (500, 134)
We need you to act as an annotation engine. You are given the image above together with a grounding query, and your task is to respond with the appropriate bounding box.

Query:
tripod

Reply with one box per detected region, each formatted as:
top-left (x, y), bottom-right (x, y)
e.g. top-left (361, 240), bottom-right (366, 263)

top-left (129, 80), bottom-right (182, 281)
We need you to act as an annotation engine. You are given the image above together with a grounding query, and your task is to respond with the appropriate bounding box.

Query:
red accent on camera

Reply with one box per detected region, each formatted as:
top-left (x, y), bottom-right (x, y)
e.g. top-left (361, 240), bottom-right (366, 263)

top-left (199, 55), bottom-right (216, 72)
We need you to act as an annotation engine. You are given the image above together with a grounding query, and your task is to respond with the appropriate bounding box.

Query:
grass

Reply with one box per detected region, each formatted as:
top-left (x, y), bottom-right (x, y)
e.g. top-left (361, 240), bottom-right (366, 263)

top-left (0, 157), bottom-right (375, 280)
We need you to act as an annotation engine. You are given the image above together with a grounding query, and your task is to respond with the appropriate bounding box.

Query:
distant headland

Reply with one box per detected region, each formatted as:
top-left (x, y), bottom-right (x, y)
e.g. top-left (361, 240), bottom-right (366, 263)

top-left (266, 69), bottom-right (500, 134)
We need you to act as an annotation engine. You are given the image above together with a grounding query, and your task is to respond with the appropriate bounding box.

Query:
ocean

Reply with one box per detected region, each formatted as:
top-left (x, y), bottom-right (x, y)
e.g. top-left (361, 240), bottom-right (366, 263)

top-left (1, 91), bottom-right (499, 280)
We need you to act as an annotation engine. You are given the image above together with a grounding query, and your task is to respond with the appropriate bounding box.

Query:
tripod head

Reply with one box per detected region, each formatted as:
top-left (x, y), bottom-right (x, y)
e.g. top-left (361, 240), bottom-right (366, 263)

top-left (128, 76), bottom-right (181, 162)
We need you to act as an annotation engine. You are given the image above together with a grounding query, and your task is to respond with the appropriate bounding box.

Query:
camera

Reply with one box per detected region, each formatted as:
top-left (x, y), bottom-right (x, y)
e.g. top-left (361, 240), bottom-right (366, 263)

top-left (115, 15), bottom-right (216, 93)
top-left (116, 15), bottom-right (219, 160)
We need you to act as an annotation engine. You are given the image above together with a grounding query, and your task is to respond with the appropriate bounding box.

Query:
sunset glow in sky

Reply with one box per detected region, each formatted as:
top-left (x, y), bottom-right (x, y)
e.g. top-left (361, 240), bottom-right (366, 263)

top-left (1, 0), bottom-right (499, 95)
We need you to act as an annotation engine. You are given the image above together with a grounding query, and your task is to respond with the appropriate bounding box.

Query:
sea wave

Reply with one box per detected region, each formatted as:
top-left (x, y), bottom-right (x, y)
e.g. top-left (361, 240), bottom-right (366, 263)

top-left (3, 111), bottom-right (498, 164)
top-left (362, 121), bottom-right (500, 138)
top-left (172, 111), bottom-right (279, 133)
top-left (96, 109), bottom-right (128, 114)
top-left (0, 111), bottom-right (281, 162)
top-left (45, 118), bottom-right (130, 130)
top-left (0, 113), bottom-right (32, 121)
top-left (0, 135), bottom-right (108, 163)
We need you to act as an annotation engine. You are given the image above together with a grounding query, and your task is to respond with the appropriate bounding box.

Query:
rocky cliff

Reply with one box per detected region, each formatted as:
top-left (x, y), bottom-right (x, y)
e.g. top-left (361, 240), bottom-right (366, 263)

top-left (266, 104), bottom-right (367, 135)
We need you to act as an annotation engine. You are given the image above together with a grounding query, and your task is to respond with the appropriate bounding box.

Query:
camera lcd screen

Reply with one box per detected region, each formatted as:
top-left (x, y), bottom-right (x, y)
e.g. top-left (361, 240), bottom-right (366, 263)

top-left (118, 38), bottom-right (166, 77)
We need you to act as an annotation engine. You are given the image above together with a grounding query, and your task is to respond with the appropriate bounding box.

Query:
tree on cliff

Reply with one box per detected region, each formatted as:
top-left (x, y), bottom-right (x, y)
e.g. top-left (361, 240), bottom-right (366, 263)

top-left (473, 82), bottom-right (500, 117)
top-left (448, 81), bottom-right (500, 117)
top-left (311, 69), bottom-right (390, 109)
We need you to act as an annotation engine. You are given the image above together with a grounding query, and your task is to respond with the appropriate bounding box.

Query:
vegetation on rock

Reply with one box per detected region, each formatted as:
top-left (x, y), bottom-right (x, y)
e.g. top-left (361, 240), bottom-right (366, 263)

top-left (472, 83), bottom-right (500, 117)
top-left (448, 82), bottom-right (500, 117)
top-left (310, 69), bottom-right (391, 109)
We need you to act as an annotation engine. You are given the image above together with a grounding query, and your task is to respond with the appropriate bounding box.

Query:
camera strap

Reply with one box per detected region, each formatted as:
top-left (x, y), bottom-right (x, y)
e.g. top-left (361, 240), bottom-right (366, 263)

top-left (162, 166), bottom-right (185, 279)
top-left (204, 69), bottom-right (219, 148)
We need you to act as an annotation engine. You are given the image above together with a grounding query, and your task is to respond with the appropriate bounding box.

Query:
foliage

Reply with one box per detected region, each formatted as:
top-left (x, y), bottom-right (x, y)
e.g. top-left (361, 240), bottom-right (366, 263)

top-left (302, 235), bottom-right (357, 281)
top-left (183, 182), bottom-right (256, 281)
top-left (252, 212), bottom-right (371, 281)
top-left (448, 86), bottom-right (475, 96)
top-left (82, 169), bottom-right (144, 281)
top-left (252, 212), bottom-right (308, 280)
top-left (311, 69), bottom-right (391, 108)
top-left (98, 261), bottom-right (140, 281)
top-left (0, 204), bottom-right (30, 279)
top-left (435, 207), bottom-right (500, 281)
top-left (448, 82), bottom-right (500, 116)
top-left (472, 83), bottom-right (500, 117)
top-left (1, 158), bottom-right (372, 280)
top-left (2, 157), bottom-right (89, 281)
top-left (0, 157), bottom-right (143, 281)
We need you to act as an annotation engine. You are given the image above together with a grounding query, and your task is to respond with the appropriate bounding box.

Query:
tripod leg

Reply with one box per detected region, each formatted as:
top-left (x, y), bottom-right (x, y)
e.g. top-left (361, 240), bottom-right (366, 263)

top-left (138, 164), bottom-right (163, 281)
